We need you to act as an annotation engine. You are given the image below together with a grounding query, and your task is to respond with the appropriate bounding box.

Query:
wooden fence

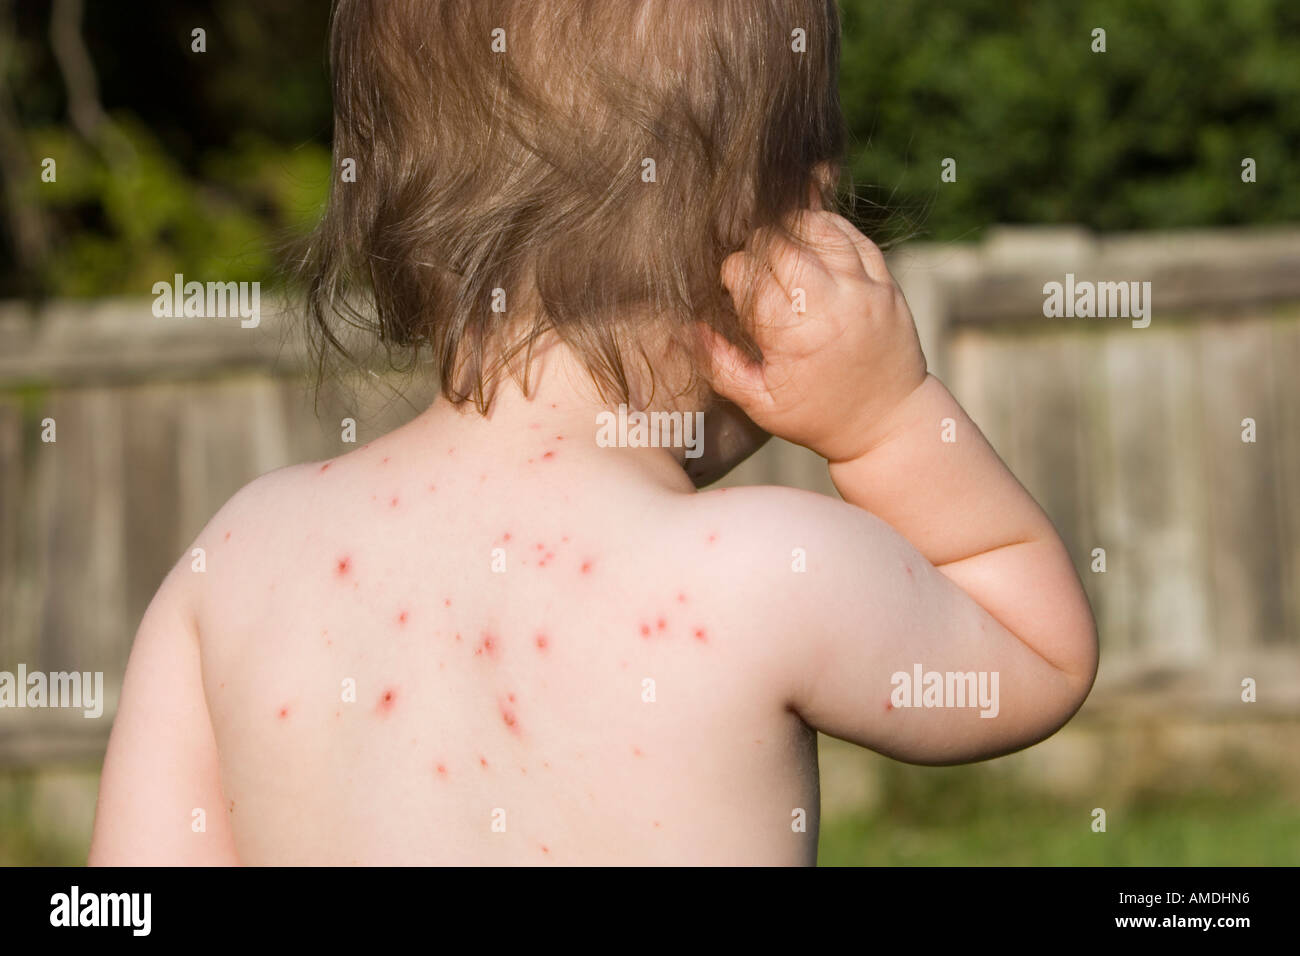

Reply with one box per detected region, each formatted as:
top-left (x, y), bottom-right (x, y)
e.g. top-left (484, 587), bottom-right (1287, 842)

top-left (2, 226), bottom-right (1299, 769)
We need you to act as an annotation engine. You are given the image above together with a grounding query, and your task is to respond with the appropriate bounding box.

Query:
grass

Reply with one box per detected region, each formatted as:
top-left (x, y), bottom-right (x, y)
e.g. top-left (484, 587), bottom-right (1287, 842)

top-left (817, 760), bottom-right (1300, 866)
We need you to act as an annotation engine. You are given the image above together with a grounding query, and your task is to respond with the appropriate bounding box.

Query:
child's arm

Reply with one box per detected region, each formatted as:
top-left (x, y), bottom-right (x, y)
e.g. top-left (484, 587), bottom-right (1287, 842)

top-left (706, 211), bottom-right (1097, 763)
top-left (88, 561), bottom-right (239, 865)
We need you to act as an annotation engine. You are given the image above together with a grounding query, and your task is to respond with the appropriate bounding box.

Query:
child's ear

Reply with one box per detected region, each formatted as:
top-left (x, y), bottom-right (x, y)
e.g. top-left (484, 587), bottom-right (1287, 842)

top-left (809, 162), bottom-right (839, 210)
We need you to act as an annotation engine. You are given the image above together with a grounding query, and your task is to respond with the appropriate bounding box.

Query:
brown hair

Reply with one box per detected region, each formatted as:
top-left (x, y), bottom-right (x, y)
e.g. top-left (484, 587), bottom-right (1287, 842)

top-left (305, 0), bottom-right (845, 410)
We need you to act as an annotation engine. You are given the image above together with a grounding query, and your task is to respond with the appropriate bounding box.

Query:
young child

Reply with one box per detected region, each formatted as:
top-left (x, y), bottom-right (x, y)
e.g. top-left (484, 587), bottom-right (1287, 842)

top-left (90, 0), bottom-right (1096, 865)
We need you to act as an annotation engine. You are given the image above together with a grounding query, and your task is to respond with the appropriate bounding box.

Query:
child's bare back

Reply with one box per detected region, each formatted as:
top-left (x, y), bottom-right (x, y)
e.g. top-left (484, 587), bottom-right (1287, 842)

top-left (187, 384), bottom-right (828, 865)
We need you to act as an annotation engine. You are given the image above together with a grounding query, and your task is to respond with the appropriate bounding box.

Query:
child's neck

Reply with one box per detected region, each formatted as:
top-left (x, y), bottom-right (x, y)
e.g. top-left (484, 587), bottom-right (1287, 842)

top-left (410, 346), bottom-right (699, 494)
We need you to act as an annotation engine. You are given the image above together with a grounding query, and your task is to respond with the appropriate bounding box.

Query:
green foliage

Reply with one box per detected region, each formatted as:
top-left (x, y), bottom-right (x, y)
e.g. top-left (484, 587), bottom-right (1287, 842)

top-left (838, 0), bottom-right (1300, 240)
top-left (26, 120), bottom-right (329, 297)
top-left (6, 0), bottom-right (1298, 296)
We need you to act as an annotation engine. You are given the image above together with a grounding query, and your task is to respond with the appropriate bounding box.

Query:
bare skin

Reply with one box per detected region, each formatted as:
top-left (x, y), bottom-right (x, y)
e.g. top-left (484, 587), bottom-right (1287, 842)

top-left (89, 213), bottom-right (1096, 866)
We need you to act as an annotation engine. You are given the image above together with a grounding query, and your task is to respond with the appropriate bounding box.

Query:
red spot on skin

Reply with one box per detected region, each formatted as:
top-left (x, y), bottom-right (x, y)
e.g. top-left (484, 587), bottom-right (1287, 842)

top-left (223, 531), bottom-right (231, 541)
top-left (580, 560), bottom-right (593, 574)
top-left (677, 592), bottom-right (687, 604)
top-left (503, 532), bottom-right (512, 542)
top-left (707, 533), bottom-right (718, 544)
top-left (529, 422), bottom-right (541, 430)
top-left (656, 618), bottom-right (667, 631)
top-left (555, 435), bottom-right (565, 442)
top-left (540, 845), bottom-right (550, 854)
top-left (382, 456), bottom-right (390, 464)
top-left (693, 628), bottom-right (707, 642)
top-left (542, 451), bottom-right (555, 460)
top-left (444, 598), bottom-right (452, 607)
top-left (500, 703), bottom-right (520, 734)
top-left (550, 403), bottom-right (558, 409)
top-left (479, 756), bottom-right (489, 769)
top-left (639, 624), bottom-right (651, 637)
top-left (479, 633), bottom-right (499, 658)
top-left (278, 707), bottom-right (289, 719)
top-left (377, 689), bottom-right (397, 714)
top-left (428, 484), bottom-right (436, 492)
top-left (336, 556), bottom-right (352, 577)
top-left (390, 496), bottom-right (400, 507)
top-left (904, 564), bottom-right (913, 577)
top-left (535, 543), bottom-right (545, 551)
top-left (435, 763), bottom-right (447, 777)
top-left (632, 746), bottom-right (644, 757)
top-left (397, 610), bottom-right (409, 626)
top-left (447, 447), bottom-right (455, 455)
top-left (885, 699), bottom-right (894, 712)
top-left (319, 462), bottom-right (331, 473)
top-left (653, 821), bottom-right (661, 828)
top-left (507, 693), bottom-right (516, 703)
top-left (454, 632), bottom-right (462, 642)
top-left (535, 633), bottom-right (549, 651)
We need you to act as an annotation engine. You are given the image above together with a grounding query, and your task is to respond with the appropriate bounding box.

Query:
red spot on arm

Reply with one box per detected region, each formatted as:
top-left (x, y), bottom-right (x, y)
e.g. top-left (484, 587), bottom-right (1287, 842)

top-left (479, 756), bottom-right (489, 769)
top-left (580, 560), bottom-right (593, 574)
top-left (707, 533), bottom-right (718, 544)
top-left (693, 627), bottom-right (707, 642)
top-left (319, 462), bottom-right (331, 473)
top-left (435, 762), bottom-right (448, 777)
top-left (389, 496), bottom-right (400, 507)
top-left (639, 623), bottom-right (651, 637)
top-left (277, 706), bottom-right (290, 720)
top-left (376, 688), bottom-right (398, 715)
top-left (535, 633), bottom-right (549, 651)
top-left (223, 531), bottom-right (231, 542)
top-left (503, 532), bottom-right (512, 542)
top-left (335, 556), bottom-right (352, 577)
top-left (542, 451), bottom-right (555, 460)
top-left (676, 592), bottom-right (687, 604)
top-left (655, 617), bottom-right (666, 631)
top-left (885, 699), bottom-right (894, 711)
top-left (444, 598), bottom-right (452, 607)
top-left (479, 633), bottom-right (499, 659)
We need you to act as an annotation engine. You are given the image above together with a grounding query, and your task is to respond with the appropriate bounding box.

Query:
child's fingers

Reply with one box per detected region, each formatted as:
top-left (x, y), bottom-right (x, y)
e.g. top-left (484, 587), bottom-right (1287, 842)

top-left (821, 213), bottom-right (891, 285)
top-left (720, 251), bottom-right (794, 329)
top-left (695, 323), bottom-right (773, 414)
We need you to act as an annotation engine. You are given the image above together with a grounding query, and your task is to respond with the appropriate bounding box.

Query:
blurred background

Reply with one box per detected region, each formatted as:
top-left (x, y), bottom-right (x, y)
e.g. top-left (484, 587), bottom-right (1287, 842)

top-left (1, 0), bottom-right (1298, 864)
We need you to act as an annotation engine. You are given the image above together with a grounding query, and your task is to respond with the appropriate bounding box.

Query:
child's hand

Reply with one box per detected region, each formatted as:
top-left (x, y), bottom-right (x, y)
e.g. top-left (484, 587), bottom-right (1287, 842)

top-left (705, 212), bottom-right (927, 463)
